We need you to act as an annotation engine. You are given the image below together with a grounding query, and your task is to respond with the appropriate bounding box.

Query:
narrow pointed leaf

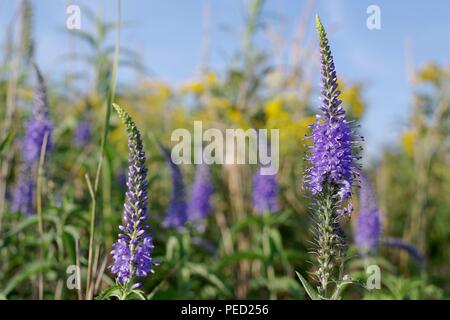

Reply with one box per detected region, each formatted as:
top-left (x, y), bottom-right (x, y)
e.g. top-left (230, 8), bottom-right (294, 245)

top-left (296, 271), bottom-right (320, 300)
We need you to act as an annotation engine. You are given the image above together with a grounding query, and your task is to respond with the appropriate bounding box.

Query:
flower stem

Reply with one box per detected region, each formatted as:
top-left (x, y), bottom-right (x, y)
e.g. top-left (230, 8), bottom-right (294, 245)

top-left (262, 224), bottom-right (276, 299)
top-left (314, 185), bottom-right (341, 298)
top-left (36, 131), bottom-right (49, 300)
top-left (84, 173), bottom-right (96, 299)
top-left (86, 0), bottom-right (121, 300)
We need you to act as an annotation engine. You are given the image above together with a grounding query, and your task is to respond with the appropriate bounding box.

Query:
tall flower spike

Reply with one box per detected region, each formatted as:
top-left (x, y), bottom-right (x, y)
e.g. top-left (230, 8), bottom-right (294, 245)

top-left (354, 176), bottom-right (425, 266)
top-left (305, 16), bottom-right (360, 215)
top-left (187, 163), bottom-right (213, 221)
top-left (23, 64), bottom-right (53, 163)
top-left (11, 64), bottom-right (52, 216)
top-left (110, 104), bottom-right (156, 286)
top-left (354, 173), bottom-right (381, 253)
top-left (252, 167), bottom-right (279, 214)
top-left (302, 16), bottom-right (362, 297)
top-left (160, 144), bottom-right (188, 229)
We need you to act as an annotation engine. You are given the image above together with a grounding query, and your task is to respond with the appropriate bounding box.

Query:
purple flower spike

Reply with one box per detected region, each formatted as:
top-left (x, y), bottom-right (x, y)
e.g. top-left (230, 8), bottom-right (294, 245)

top-left (354, 175), bottom-right (425, 267)
top-left (187, 163), bottom-right (213, 221)
top-left (305, 16), bottom-right (361, 215)
top-left (301, 16), bottom-right (363, 297)
top-left (11, 64), bottom-right (52, 216)
top-left (355, 173), bottom-right (381, 253)
top-left (23, 65), bottom-right (52, 163)
top-left (160, 144), bottom-right (188, 229)
top-left (252, 167), bottom-right (279, 214)
top-left (110, 104), bottom-right (156, 285)
top-left (381, 238), bottom-right (426, 268)
top-left (11, 164), bottom-right (35, 216)
top-left (74, 120), bottom-right (91, 148)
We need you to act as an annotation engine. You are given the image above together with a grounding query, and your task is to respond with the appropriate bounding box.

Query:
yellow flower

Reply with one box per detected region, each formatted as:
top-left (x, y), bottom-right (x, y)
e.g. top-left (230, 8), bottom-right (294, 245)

top-left (416, 63), bottom-right (447, 86)
top-left (181, 81), bottom-right (204, 95)
top-left (205, 71), bottom-right (218, 86)
top-left (340, 83), bottom-right (365, 118)
top-left (155, 83), bottom-right (172, 100)
top-left (228, 110), bottom-right (243, 123)
top-left (265, 98), bottom-right (284, 119)
top-left (209, 97), bottom-right (232, 110)
top-left (401, 130), bottom-right (416, 157)
top-left (225, 108), bottom-right (250, 128)
top-left (140, 80), bottom-right (172, 103)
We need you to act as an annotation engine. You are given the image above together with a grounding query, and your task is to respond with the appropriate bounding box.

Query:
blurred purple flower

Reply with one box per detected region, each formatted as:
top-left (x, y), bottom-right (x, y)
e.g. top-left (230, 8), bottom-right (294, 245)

top-left (252, 167), bottom-right (279, 214)
top-left (354, 173), bottom-right (381, 253)
top-left (354, 175), bottom-right (425, 267)
top-left (382, 238), bottom-right (426, 268)
top-left (23, 65), bottom-right (52, 163)
top-left (74, 120), bottom-right (91, 148)
top-left (11, 164), bottom-right (35, 216)
top-left (110, 104), bottom-right (156, 285)
top-left (160, 144), bottom-right (187, 229)
top-left (187, 163), bottom-right (213, 221)
top-left (11, 65), bottom-right (51, 216)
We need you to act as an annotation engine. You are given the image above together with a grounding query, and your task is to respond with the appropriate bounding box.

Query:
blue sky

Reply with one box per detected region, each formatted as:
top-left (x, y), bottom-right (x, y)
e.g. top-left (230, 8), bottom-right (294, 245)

top-left (1, 0), bottom-right (450, 160)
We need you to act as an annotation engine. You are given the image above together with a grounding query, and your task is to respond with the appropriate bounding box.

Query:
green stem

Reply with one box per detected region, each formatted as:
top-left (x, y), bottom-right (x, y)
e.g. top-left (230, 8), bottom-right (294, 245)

top-left (36, 131), bottom-right (49, 300)
top-left (85, 0), bottom-right (121, 300)
top-left (262, 224), bottom-right (276, 299)
top-left (84, 174), bottom-right (96, 299)
top-left (102, 154), bottom-right (113, 250)
top-left (314, 185), bottom-right (341, 299)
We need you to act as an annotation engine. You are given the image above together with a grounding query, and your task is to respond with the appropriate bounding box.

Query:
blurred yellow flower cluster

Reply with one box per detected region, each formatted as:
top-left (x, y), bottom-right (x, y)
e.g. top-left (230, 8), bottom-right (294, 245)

top-left (340, 82), bottom-right (365, 119)
top-left (109, 80), bottom-right (174, 154)
top-left (265, 97), bottom-right (315, 152)
top-left (180, 71), bottom-right (219, 95)
top-left (417, 63), bottom-right (444, 84)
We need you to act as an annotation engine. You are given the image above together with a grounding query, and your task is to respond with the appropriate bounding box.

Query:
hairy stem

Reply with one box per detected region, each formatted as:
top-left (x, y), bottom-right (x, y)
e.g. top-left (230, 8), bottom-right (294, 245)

top-left (314, 185), bottom-right (343, 298)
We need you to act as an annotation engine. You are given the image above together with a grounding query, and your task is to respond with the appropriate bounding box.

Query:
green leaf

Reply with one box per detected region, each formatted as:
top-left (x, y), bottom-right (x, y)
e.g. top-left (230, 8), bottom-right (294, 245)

top-left (62, 225), bottom-right (80, 264)
top-left (166, 235), bottom-right (180, 262)
top-left (96, 286), bottom-right (121, 300)
top-left (230, 215), bottom-right (261, 234)
top-left (127, 289), bottom-right (147, 300)
top-left (1, 260), bottom-right (53, 297)
top-left (331, 279), bottom-right (354, 300)
top-left (269, 228), bottom-right (290, 268)
top-left (186, 262), bottom-right (232, 298)
top-left (254, 276), bottom-right (303, 299)
top-left (296, 271), bottom-right (320, 300)
top-left (216, 251), bottom-right (265, 269)
top-left (230, 211), bottom-right (291, 234)
top-left (2, 214), bottom-right (59, 241)
top-left (0, 131), bottom-right (14, 155)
